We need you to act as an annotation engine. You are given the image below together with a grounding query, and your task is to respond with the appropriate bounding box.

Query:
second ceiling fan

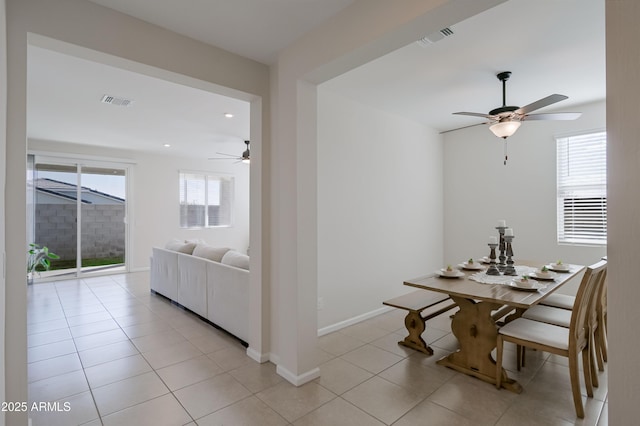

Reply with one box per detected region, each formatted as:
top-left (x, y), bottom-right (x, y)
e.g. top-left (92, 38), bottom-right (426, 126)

top-left (209, 140), bottom-right (250, 164)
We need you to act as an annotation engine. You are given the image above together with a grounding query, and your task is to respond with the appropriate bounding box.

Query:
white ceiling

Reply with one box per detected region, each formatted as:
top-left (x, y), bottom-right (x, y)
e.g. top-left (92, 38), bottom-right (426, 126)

top-left (27, 0), bottom-right (605, 159)
top-left (87, 0), bottom-right (356, 65)
top-left (321, 0), bottom-right (605, 133)
top-left (27, 45), bottom-right (251, 158)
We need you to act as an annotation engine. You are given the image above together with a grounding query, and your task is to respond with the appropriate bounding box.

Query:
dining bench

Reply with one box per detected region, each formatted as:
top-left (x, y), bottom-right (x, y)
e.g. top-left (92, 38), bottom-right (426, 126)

top-left (383, 290), bottom-right (457, 355)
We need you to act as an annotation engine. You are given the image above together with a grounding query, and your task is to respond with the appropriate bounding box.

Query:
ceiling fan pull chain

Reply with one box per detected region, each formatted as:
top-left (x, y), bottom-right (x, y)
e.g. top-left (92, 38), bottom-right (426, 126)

top-left (504, 139), bottom-right (508, 165)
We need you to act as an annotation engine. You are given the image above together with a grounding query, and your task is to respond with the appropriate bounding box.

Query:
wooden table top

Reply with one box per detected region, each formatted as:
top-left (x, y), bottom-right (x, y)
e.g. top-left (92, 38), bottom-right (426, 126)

top-left (404, 263), bottom-right (585, 310)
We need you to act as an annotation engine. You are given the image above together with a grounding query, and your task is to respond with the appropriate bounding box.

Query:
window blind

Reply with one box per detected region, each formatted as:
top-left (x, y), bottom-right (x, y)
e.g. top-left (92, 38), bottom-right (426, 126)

top-left (179, 172), bottom-right (233, 228)
top-left (556, 131), bottom-right (607, 245)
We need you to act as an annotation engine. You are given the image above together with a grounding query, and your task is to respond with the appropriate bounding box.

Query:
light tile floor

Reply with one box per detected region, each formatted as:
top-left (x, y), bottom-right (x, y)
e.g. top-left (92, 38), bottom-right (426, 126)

top-left (27, 272), bottom-right (608, 425)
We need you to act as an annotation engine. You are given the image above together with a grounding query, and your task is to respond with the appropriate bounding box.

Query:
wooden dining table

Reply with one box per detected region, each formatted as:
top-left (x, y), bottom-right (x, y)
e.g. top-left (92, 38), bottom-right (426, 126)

top-left (404, 262), bottom-right (585, 393)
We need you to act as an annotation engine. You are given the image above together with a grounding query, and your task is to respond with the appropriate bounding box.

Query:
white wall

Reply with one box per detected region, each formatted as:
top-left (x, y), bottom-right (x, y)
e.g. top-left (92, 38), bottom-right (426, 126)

top-left (0, 0), bottom-right (6, 424)
top-left (606, 1), bottom-right (640, 423)
top-left (443, 100), bottom-right (607, 293)
top-left (271, 0), bottom-right (504, 385)
top-left (317, 89), bottom-right (443, 330)
top-left (28, 140), bottom-right (250, 271)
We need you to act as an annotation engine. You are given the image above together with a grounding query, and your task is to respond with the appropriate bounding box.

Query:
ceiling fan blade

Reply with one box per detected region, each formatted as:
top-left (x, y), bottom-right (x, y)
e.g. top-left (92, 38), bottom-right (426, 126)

top-left (208, 158), bottom-right (238, 160)
top-left (523, 112), bottom-right (582, 121)
top-left (440, 122), bottom-right (491, 134)
top-left (214, 152), bottom-right (238, 158)
top-left (453, 112), bottom-right (494, 119)
top-left (515, 94), bottom-right (568, 115)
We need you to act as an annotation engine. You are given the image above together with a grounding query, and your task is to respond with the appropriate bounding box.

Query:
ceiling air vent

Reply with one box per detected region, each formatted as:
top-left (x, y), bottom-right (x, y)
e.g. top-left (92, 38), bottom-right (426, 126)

top-left (417, 27), bottom-right (454, 47)
top-left (101, 94), bottom-right (134, 107)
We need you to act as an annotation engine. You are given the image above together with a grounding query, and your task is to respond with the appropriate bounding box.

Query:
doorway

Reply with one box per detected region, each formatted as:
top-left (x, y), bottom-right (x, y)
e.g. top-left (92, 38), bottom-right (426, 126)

top-left (28, 155), bottom-right (129, 279)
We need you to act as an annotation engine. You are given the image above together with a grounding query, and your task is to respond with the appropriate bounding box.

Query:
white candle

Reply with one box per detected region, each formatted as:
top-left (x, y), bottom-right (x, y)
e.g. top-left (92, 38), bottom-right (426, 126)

top-left (505, 228), bottom-right (514, 237)
top-left (497, 219), bottom-right (506, 227)
top-left (489, 236), bottom-right (498, 244)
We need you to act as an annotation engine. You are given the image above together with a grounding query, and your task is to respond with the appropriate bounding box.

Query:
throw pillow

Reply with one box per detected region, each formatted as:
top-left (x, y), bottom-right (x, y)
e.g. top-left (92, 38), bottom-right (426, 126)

top-left (192, 245), bottom-right (231, 262)
top-left (165, 239), bottom-right (185, 251)
top-left (221, 250), bottom-right (250, 270)
top-left (175, 242), bottom-right (197, 254)
top-left (186, 238), bottom-right (206, 245)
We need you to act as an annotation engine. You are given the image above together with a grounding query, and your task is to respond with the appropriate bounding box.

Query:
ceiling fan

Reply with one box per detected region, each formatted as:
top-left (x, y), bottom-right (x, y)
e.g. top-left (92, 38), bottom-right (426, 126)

top-left (446, 71), bottom-right (581, 164)
top-left (447, 71), bottom-right (581, 138)
top-left (209, 140), bottom-right (250, 164)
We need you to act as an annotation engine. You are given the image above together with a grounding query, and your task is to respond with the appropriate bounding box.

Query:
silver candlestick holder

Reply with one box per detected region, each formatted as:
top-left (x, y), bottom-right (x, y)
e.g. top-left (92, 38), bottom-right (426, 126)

top-left (486, 243), bottom-right (501, 275)
top-left (496, 226), bottom-right (507, 272)
top-left (503, 235), bottom-right (516, 275)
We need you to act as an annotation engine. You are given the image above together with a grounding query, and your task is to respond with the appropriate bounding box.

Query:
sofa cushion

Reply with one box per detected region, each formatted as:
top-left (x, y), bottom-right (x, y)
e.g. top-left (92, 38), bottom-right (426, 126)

top-left (165, 239), bottom-right (185, 251)
top-left (176, 242), bottom-right (197, 254)
top-left (165, 240), bottom-right (197, 254)
top-left (186, 238), bottom-right (206, 245)
top-left (192, 245), bottom-right (231, 262)
top-left (221, 250), bottom-right (250, 270)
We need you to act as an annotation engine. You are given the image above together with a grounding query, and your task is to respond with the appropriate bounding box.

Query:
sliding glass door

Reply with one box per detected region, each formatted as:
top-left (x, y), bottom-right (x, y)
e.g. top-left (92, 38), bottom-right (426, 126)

top-left (80, 166), bottom-right (126, 275)
top-left (31, 162), bottom-right (79, 278)
top-left (29, 156), bottom-right (128, 279)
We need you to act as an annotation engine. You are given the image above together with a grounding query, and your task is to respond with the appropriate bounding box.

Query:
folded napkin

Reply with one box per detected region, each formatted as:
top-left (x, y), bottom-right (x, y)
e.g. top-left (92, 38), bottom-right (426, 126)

top-left (469, 265), bottom-right (537, 285)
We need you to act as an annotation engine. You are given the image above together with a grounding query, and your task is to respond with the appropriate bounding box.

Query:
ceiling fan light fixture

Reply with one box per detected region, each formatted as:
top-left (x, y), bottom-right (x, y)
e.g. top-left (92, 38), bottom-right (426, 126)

top-left (490, 120), bottom-right (521, 139)
top-left (208, 140), bottom-right (250, 164)
top-left (241, 140), bottom-right (250, 164)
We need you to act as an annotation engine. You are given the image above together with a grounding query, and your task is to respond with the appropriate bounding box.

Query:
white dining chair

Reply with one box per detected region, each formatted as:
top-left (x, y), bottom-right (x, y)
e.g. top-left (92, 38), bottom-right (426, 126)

top-left (495, 260), bottom-right (607, 419)
top-left (525, 266), bottom-right (608, 376)
top-left (539, 277), bottom-right (608, 370)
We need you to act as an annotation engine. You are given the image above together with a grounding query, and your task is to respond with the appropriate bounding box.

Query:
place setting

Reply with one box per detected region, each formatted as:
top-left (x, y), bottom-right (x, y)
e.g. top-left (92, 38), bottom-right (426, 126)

top-left (436, 265), bottom-right (465, 278)
top-left (459, 258), bottom-right (485, 271)
top-left (437, 257), bottom-right (485, 279)
top-left (545, 261), bottom-right (571, 273)
top-left (508, 275), bottom-right (547, 292)
top-left (527, 265), bottom-right (557, 281)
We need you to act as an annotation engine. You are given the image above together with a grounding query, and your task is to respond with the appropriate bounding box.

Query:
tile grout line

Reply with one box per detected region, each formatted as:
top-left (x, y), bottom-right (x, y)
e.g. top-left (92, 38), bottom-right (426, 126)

top-left (29, 275), bottom-right (295, 424)
top-left (79, 275), bottom-right (187, 424)
top-left (115, 278), bottom-right (199, 425)
top-left (57, 277), bottom-right (108, 426)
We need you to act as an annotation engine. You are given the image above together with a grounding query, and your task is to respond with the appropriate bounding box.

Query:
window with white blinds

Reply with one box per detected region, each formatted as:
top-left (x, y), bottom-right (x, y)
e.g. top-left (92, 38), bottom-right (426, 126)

top-left (556, 131), bottom-right (607, 245)
top-left (179, 172), bottom-right (233, 228)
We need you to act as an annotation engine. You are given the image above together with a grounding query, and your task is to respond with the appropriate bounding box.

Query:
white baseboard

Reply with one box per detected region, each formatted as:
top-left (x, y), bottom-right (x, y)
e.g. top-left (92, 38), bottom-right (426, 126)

top-left (317, 306), bottom-right (393, 336)
top-left (130, 266), bottom-right (150, 273)
top-left (246, 347), bottom-right (270, 363)
top-left (269, 353), bottom-right (280, 365)
top-left (276, 365), bottom-right (320, 386)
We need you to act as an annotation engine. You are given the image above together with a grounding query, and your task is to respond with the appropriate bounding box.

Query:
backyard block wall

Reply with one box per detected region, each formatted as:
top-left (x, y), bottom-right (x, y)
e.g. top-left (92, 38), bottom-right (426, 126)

top-left (35, 204), bottom-right (125, 261)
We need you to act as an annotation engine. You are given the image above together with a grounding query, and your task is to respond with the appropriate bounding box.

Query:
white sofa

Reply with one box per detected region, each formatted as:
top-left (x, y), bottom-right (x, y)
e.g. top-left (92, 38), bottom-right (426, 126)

top-left (150, 242), bottom-right (250, 343)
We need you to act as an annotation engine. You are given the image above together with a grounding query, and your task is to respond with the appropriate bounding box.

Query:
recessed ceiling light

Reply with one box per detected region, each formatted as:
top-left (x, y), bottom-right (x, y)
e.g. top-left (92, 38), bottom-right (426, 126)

top-left (163, 144), bottom-right (171, 148)
top-left (224, 113), bottom-right (234, 118)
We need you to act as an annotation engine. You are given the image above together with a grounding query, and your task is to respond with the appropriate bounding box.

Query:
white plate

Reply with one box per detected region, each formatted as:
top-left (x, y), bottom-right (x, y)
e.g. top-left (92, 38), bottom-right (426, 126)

top-left (459, 262), bottom-right (484, 271)
top-left (508, 281), bottom-right (545, 292)
top-left (546, 264), bottom-right (570, 272)
top-left (480, 257), bottom-right (492, 264)
top-left (529, 272), bottom-right (556, 281)
top-left (437, 270), bottom-right (465, 278)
